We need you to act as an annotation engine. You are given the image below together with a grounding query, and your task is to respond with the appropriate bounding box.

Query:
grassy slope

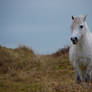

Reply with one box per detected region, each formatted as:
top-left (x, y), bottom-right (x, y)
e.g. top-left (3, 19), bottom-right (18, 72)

top-left (0, 46), bottom-right (92, 92)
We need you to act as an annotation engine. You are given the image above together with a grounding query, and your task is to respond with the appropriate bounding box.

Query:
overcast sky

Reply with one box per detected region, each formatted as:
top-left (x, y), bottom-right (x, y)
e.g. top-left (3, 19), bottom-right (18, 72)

top-left (0, 0), bottom-right (92, 54)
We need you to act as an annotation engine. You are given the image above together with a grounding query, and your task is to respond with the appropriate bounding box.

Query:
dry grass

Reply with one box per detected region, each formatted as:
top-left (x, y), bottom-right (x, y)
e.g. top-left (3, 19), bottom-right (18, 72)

top-left (0, 45), bottom-right (92, 92)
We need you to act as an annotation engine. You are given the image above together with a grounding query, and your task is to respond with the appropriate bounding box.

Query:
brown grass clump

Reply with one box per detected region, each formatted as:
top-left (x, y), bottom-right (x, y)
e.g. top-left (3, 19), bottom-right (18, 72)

top-left (51, 46), bottom-right (69, 57)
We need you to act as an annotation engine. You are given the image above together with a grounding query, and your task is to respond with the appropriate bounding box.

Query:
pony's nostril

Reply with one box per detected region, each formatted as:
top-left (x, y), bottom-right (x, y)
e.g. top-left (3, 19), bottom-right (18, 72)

top-left (70, 37), bottom-right (78, 44)
top-left (75, 37), bottom-right (78, 41)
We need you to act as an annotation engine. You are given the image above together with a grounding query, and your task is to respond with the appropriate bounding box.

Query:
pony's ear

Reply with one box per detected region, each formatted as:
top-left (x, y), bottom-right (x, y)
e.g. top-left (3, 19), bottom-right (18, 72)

top-left (72, 16), bottom-right (74, 20)
top-left (84, 15), bottom-right (88, 21)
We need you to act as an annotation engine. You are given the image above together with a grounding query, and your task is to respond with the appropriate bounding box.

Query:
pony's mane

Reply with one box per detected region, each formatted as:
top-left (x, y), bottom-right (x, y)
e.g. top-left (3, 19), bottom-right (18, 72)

top-left (71, 16), bottom-right (86, 30)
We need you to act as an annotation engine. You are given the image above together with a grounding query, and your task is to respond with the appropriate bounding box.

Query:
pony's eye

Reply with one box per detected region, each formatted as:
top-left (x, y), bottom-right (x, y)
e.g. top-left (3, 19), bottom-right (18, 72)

top-left (80, 25), bottom-right (83, 29)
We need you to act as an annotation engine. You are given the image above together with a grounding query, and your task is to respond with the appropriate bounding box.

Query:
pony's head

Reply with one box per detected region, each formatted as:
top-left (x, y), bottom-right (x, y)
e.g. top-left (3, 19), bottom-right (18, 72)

top-left (70, 15), bottom-right (88, 45)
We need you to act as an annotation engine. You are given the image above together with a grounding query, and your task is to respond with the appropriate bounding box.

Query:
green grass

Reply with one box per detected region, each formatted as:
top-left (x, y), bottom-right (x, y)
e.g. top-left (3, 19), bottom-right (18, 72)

top-left (0, 45), bottom-right (92, 92)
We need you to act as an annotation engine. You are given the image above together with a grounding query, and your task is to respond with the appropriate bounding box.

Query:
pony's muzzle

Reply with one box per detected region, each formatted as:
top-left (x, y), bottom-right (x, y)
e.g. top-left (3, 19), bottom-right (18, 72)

top-left (70, 37), bottom-right (78, 44)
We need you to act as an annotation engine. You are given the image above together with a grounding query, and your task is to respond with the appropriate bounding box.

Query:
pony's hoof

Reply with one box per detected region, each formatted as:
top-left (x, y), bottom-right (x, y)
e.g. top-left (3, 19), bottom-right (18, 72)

top-left (76, 75), bottom-right (81, 84)
top-left (85, 73), bottom-right (90, 83)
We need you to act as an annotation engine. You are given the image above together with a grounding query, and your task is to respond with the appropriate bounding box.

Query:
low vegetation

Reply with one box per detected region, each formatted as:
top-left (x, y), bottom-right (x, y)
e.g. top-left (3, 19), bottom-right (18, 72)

top-left (0, 45), bottom-right (92, 92)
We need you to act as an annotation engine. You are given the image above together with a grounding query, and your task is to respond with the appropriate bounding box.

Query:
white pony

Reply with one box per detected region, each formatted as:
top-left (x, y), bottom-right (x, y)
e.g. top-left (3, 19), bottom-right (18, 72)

top-left (69, 15), bottom-right (92, 83)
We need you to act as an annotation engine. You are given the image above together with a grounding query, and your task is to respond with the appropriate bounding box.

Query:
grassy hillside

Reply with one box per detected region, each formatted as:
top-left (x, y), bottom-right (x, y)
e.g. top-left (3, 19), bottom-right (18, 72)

top-left (0, 45), bottom-right (92, 92)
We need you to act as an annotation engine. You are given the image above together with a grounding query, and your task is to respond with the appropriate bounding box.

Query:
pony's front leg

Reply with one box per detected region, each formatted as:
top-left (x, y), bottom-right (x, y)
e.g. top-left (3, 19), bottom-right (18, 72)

top-left (75, 68), bottom-right (83, 84)
top-left (73, 61), bottom-right (83, 83)
top-left (85, 64), bottom-right (92, 83)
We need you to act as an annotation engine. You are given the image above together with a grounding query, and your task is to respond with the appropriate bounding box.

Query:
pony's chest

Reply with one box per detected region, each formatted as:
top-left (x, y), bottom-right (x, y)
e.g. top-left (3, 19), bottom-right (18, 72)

top-left (77, 56), bottom-right (91, 71)
top-left (77, 56), bottom-right (91, 65)
top-left (75, 48), bottom-right (91, 65)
